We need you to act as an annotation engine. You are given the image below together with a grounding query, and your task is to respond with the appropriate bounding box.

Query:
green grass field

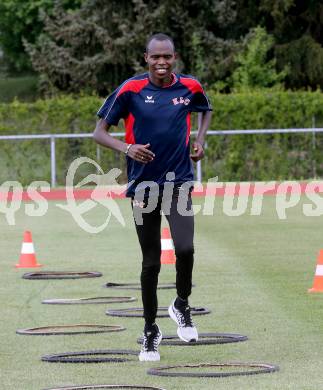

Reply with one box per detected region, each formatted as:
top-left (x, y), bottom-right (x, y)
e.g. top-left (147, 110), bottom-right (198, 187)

top-left (1, 195), bottom-right (323, 390)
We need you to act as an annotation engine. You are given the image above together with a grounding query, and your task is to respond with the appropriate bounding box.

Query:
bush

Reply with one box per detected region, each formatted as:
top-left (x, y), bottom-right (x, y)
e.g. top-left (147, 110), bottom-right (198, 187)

top-left (206, 90), bottom-right (323, 181)
top-left (0, 91), bottom-right (323, 185)
top-left (0, 94), bottom-right (125, 185)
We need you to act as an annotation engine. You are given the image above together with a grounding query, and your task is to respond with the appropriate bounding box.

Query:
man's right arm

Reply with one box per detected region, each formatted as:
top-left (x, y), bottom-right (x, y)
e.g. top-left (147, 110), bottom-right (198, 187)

top-left (93, 118), bottom-right (129, 153)
top-left (93, 118), bottom-right (155, 163)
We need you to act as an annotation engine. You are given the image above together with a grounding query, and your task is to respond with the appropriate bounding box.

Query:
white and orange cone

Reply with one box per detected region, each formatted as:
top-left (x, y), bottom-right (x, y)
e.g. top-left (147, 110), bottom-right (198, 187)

top-left (15, 231), bottom-right (42, 268)
top-left (308, 250), bottom-right (323, 293)
top-left (161, 227), bottom-right (176, 264)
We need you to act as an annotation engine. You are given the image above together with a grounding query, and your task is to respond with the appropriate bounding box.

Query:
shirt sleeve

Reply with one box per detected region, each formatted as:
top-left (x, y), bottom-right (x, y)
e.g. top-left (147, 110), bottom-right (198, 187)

top-left (97, 87), bottom-right (129, 125)
top-left (189, 88), bottom-right (212, 112)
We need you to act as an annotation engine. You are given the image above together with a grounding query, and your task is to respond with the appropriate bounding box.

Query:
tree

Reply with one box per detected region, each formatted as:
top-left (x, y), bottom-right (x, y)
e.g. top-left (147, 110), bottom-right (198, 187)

top-left (24, 0), bottom-right (240, 94)
top-left (268, 0), bottom-right (323, 88)
top-left (2, 0), bottom-right (323, 89)
top-left (0, 0), bottom-right (82, 74)
top-left (231, 26), bottom-right (288, 91)
top-left (235, 0), bottom-right (323, 89)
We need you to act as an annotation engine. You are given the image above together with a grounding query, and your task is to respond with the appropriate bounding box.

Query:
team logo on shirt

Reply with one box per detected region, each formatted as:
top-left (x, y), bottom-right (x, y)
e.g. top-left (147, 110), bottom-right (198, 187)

top-left (132, 199), bottom-right (145, 208)
top-left (145, 96), bottom-right (155, 103)
top-left (172, 97), bottom-right (190, 106)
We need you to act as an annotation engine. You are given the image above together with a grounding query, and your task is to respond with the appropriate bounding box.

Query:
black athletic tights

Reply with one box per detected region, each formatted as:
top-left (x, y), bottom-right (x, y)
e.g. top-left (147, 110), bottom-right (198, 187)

top-left (132, 188), bottom-right (194, 325)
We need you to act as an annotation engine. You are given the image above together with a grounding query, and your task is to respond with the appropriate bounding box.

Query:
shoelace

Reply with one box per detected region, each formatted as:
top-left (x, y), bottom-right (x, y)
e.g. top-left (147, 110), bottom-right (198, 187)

top-left (176, 305), bottom-right (194, 327)
top-left (142, 331), bottom-right (159, 352)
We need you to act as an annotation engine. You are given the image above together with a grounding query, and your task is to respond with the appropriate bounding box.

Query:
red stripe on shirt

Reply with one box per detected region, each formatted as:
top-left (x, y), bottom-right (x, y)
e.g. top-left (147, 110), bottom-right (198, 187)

top-left (186, 113), bottom-right (191, 146)
top-left (180, 77), bottom-right (203, 94)
top-left (125, 112), bottom-right (135, 144)
top-left (117, 79), bottom-right (149, 96)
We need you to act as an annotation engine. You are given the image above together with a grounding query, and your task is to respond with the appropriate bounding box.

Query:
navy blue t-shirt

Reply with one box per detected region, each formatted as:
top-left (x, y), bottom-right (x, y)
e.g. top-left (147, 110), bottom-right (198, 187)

top-left (97, 72), bottom-right (212, 197)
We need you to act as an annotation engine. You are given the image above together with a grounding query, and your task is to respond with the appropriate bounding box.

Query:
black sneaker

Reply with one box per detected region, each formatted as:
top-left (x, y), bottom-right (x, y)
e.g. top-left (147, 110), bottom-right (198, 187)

top-left (138, 323), bottom-right (162, 362)
top-left (168, 299), bottom-right (198, 342)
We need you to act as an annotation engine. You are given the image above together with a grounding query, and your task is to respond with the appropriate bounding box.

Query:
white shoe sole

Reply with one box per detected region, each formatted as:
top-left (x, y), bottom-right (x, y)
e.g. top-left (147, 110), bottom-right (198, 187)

top-left (138, 352), bottom-right (160, 362)
top-left (168, 304), bottom-right (198, 343)
top-left (138, 331), bottom-right (162, 362)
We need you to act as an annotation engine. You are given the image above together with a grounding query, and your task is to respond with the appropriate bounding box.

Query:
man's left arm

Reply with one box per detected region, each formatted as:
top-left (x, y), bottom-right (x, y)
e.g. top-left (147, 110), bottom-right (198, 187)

top-left (190, 111), bottom-right (212, 162)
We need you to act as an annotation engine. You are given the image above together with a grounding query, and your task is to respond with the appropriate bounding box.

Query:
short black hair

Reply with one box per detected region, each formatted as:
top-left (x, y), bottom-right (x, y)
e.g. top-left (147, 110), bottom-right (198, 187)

top-left (146, 33), bottom-right (175, 53)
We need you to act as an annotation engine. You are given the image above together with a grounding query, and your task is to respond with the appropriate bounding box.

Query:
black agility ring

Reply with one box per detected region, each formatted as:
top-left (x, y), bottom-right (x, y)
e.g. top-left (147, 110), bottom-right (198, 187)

top-left (147, 362), bottom-right (279, 378)
top-left (106, 306), bottom-right (210, 318)
top-left (16, 324), bottom-right (125, 336)
top-left (41, 349), bottom-right (139, 363)
top-left (42, 296), bottom-right (137, 305)
top-left (23, 271), bottom-right (102, 280)
top-left (137, 332), bottom-right (248, 346)
top-left (43, 385), bottom-right (167, 390)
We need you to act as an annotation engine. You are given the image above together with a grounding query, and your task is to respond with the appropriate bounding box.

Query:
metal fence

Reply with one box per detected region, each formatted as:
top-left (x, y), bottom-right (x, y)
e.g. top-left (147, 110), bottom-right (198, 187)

top-left (0, 128), bottom-right (322, 186)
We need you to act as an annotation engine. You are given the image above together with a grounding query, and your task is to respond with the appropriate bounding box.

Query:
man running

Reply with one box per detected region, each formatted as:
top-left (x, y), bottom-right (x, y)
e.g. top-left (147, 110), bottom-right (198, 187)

top-left (94, 33), bottom-right (212, 361)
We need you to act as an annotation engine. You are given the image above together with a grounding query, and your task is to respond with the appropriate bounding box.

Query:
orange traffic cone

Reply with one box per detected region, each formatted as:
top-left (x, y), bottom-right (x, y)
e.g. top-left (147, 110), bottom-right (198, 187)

top-left (308, 250), bottom-right (323, 292)
top-left (15, 231), bottom-right (42, 268)
top-left (161, 227), bottom-right (176, 264)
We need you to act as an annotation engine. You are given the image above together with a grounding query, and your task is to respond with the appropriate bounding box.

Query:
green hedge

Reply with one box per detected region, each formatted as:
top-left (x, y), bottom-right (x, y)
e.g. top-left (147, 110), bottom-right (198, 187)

top-left (205, 90), bottom-right (323, 181)
top-left (0, 91), bottom-right (323, 185)
top-left (0, 94), bottom-right (121, 185)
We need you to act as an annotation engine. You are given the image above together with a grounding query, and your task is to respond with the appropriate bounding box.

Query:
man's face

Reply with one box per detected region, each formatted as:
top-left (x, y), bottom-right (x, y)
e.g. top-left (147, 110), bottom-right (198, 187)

top-left (144, 39), bottom-right (176, 81)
